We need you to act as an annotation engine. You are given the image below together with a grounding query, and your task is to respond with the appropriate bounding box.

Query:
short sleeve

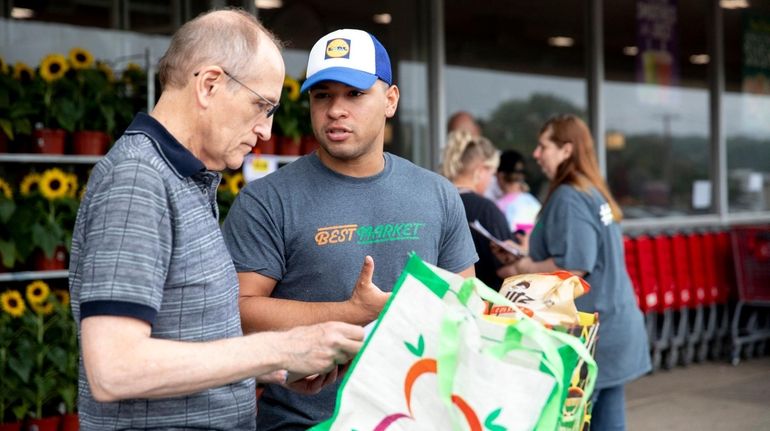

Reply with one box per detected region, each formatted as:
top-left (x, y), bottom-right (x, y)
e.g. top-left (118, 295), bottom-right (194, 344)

top-left (222, 181), bottom-right (285, 280)
top-left (438, 186), bottom-right (479, 273)
top-left (543, 188), bottom-right (599, 274)
top-left (77, 160), bottom-right (171, 323)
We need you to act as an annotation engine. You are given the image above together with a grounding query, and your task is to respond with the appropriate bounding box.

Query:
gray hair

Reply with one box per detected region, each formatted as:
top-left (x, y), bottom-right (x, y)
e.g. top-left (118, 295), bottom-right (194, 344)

top-left (157, 8), bottom-right (283, 90)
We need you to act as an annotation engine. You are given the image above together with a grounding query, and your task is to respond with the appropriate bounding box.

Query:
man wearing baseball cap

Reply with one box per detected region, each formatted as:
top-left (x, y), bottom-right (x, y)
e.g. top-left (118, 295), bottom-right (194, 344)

top-left (223, 29), bottom-right (478, 430)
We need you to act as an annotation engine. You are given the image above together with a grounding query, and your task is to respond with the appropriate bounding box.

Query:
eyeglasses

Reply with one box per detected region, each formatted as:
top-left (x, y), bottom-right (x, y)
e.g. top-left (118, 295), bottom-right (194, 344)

top-left (193, 69), bottom-right (280, 118)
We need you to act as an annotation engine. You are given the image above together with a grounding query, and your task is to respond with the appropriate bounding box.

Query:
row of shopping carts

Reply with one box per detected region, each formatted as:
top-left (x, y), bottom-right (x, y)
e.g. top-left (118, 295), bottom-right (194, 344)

top-left (624, 225), bottom-right (770, 368)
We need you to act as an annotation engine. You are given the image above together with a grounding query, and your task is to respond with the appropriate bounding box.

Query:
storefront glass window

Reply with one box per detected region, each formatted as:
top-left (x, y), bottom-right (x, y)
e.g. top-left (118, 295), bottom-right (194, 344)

top-left (723, 0), bottom-right (770, 213)
top-left (604, 0), bottom-right (711, 219)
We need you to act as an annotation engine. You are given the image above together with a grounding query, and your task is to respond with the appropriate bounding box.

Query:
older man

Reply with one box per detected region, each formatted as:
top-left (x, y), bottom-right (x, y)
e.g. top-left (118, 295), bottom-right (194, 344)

top-left (69, 10), bottom-right (364, 431)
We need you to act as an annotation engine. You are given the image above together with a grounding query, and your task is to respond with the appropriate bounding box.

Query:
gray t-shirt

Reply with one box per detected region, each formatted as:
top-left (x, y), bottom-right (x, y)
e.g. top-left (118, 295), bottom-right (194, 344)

top-left (528, 184), bottom-right (651, 389)
top-left (222, 152), bottom-right (477, 430)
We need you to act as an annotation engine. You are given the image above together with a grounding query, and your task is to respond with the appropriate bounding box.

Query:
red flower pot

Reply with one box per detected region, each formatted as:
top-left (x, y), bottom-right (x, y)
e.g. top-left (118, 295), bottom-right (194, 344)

top-left (59, 413), bottom-right (79, 431)
top-left (279, 136), bottom-right (301, 156)
top-left (33, 129), bottom-right (67, 155)
top-left (0, 421), bottom-right (22, 431)
top-left (35, 246), bottom-right (68, 271)
top-left (301, 135), bottom-right (319, 155)
top-left (72, 131), bottom-right (109, 155)
top-left (254, 136), bottom-right (277, 155)
top-left (24, 416), bottom-right (60, 431)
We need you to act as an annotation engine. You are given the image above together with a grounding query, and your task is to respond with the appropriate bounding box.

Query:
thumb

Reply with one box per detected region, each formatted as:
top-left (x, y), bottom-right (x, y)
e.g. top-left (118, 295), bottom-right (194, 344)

top-left (355, 255), bottom-right (375, 288)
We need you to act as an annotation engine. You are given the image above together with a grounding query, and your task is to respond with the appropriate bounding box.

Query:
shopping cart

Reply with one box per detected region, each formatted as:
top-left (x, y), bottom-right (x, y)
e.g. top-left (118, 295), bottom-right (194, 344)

top-left (729, 225), bottom-right (770, 365)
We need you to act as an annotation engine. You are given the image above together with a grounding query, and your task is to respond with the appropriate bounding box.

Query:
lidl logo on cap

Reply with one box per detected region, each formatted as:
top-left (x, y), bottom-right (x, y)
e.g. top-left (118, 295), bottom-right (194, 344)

top-left (325, 38), bottom-right (351, 59)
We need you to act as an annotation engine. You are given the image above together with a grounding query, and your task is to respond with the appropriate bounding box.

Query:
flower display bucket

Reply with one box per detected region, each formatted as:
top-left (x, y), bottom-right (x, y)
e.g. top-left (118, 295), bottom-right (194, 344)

top-left (279, 136), bottom-right (301, 156)
top-left (59, 413), bottom-right (79, 431)
top-left (33, 129), bottom-right (67, 155)
top-left (34, 246), bottom-right (68, 271)
top-left (24, 416), bottom-right (60, 431)
top-left (72, 131), bottom-right (108, 155)
top-left (0, 421), bottom-right (22, 431)
top-left (301, 135), bottom-right (319, 155)
top-left (254, 135), bottom-right (277, 155)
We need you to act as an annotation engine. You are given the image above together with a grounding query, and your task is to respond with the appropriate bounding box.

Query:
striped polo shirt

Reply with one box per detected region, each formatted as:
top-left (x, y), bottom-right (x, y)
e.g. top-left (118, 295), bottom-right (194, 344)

top-left (69, 113), bottom-right (256, 430)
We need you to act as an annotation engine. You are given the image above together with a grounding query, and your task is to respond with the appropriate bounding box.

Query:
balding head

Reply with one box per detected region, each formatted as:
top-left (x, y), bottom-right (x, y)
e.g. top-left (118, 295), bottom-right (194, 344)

top-left (447, 111), bottom-right (482, 137)
top-left (157, 8), bottom-right (283, 91)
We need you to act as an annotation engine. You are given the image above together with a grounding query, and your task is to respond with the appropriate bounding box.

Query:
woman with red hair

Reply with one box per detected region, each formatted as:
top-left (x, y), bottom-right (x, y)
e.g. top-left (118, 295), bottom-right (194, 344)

top-left (497, 114), bottom-right (650, 431)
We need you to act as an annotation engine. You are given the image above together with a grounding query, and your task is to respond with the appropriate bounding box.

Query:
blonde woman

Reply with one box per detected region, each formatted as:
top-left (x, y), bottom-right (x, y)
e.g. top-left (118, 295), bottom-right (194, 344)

top-left (442, 130), bottom-right (511, 290)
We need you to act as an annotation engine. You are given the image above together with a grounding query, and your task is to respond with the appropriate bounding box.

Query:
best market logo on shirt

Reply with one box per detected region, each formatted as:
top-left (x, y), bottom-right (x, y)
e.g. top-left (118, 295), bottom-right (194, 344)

top-left (315, 222), bottom-right (426, 246)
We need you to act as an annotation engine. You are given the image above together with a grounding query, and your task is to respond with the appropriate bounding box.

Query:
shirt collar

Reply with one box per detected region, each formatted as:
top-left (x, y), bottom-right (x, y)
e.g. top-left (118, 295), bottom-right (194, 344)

top-left (126, 113), bottom-right (206, 178)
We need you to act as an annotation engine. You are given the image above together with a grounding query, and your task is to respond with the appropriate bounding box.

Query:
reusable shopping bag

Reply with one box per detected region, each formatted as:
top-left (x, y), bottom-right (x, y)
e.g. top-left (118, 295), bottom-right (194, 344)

top-left (311, 253), bottom-right (597, 431)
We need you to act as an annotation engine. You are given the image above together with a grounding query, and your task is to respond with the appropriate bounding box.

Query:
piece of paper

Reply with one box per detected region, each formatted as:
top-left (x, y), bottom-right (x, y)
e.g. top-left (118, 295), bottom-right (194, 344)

top-left (469, 220), bottom-right (524, 257)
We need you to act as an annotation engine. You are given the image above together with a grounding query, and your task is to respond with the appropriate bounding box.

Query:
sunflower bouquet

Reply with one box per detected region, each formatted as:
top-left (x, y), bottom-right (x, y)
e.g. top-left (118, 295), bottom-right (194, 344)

top-left (273, 75), bottom-right (310, 147)
top-left (67, 47), bottom-right (134, 138)
top-left (6, 168), bottom-right (80, 269)
top-left (0, 57), bottom-right (35, 145)
top-left (27, 52), bottom-right (79, 133)
top-left (216, 171), bottom-right (245, 222)
top-left (0, 280), bottom-right (78, 423)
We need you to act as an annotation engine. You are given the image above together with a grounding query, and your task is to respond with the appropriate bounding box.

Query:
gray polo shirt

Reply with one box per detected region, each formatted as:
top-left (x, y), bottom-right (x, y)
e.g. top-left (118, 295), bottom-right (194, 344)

top-left (69, 113), bottom-right (256, 430)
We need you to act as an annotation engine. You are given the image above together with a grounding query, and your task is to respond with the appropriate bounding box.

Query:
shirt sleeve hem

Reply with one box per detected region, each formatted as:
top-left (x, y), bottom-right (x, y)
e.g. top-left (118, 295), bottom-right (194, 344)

top-left (80, 300), bottom-right (158, 324)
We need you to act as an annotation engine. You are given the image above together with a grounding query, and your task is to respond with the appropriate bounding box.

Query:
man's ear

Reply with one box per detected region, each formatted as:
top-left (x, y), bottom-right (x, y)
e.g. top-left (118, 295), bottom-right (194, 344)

top-left (384, 84), bottom-right (400, 118)
top-left (195, 67), bottom-right (225, 108)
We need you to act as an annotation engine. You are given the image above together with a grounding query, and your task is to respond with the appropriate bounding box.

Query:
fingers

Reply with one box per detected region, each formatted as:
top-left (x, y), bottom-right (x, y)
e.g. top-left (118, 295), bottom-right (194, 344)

top-left (256, 369), bottom-right (288, 385)
top-left (355, 255), bottom-right (375, 289)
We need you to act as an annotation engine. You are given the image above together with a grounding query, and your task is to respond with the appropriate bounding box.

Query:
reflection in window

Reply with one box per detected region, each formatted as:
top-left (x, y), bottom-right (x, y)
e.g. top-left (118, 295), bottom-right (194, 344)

top-left (604, 0), bottom-right (710, 219)
top-left (724, 3), bottom-right (770, 213)
top-left (444, 0), bottom-right (586, 199)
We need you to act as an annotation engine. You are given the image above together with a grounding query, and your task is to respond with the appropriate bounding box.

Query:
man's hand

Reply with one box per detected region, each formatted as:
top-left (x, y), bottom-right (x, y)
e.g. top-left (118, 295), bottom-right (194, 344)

top-left (279, 321), bottom-right (364, 378)
top-left (347, 256), bottom-right (390, 324)
top-left (283, 362), bottom-right (351, 394)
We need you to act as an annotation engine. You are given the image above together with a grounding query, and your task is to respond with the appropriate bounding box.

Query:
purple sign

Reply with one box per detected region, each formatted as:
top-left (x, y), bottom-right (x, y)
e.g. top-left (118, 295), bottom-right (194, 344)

top-left (636, 0), bottom-right (680, 86)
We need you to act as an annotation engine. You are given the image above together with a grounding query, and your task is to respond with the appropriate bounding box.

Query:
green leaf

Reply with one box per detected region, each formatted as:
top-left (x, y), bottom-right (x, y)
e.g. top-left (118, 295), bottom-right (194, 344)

top-left (0, 239), bottom-right (17, 268)
top-left (0, 199), bottom-right (15, 223)
top-left (404, 334), bottom-right (425, 357)
top-left (8, 355), bottom-right (32, 383)
top-left (32, 223), bottom-right (59, 258)
top-left (0, 118), bottom-right (12, 140)
top-left (484, 408), bottom-right (507, 431)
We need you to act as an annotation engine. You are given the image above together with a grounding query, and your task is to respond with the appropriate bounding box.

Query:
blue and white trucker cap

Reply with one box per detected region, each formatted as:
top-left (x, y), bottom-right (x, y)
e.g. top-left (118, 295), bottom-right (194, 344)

top-left (300, 29), bottom-right (392, 93)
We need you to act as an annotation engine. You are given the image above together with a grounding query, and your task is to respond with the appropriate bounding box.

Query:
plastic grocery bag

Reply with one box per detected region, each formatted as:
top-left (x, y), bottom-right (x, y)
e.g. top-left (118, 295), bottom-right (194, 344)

top-left (311, 253), bottom-right (597, 431)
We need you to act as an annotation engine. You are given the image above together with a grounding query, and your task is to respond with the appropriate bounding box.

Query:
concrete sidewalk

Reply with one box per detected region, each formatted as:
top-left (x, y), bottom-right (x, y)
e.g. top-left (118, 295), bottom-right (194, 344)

top-left (626, 356), bottom-right (770, 430)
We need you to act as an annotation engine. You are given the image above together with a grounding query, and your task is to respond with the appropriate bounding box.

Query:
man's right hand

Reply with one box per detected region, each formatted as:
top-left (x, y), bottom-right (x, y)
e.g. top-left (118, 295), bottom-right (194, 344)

top-left (347, 255), bottom-right (390, 324)
top-left (280, 321), bottom-right (364, 377)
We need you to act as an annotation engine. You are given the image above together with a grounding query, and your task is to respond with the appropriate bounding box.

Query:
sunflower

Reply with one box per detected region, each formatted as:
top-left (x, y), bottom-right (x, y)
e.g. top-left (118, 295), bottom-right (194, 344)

top-left (39, 53), bottom-right (69, 82)
top-left (1, 290), bottom-right (25, 317)
top-left (65, 173), bottom-right (79, 198)
top-left (53, 289), bottom-right (70, 307)
top-left (96, 60), bottom-right (114, 81)
top-left (0, 178), bottom-right (12, 199)
top-left (12, 62), bottom-right (34, 81)
top-left (0, 56), bottom-right (8, 74)
top-left (126, 62), bottom-right (143, 73)
top-left (39, 168), bottom-right (69, 200)
top-left (31, 299), bottom-right (54, 316)
top-left (26, 280), bottom-right (50, 304)
top-left (218, 173), bottom-right (230, 193)
top-left (229, 172), bottom-right (245, 195)
top-left (284, 76), bottom-right (301, 102)
top-left (69, 47), bottom-right (94, 70)
top-left (20, 172), bottom-right (41, 196)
